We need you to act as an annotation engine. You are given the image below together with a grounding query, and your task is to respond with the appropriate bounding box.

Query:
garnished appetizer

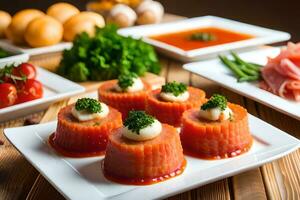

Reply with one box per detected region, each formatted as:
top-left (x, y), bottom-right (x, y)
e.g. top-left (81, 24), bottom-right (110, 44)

top-left (145, 81), bottom-right (206, 127)
top-left (0, 63), bottom-right (43, 109)
top-left (103, 111), bottom-right (186, 185)
top-left (180, 94), bottom-right (253, 159)
top-left (49, 98), bottom-right (122, 157)
top-left (98, 72), bottom-right (151, 119)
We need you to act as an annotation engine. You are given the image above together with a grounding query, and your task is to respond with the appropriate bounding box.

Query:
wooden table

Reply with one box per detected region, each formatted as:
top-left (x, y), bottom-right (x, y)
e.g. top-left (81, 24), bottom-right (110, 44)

top-left (1, 14), bottom-right (300, 200)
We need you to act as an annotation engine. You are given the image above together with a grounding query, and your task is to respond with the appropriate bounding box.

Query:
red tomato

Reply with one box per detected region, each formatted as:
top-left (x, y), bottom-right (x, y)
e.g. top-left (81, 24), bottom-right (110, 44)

top-left (13, 63), bottom-right (37, 80)
top-left (0, 83), bottom-right (17, 108)
top-left (16, 80), bottom-right (43, 103)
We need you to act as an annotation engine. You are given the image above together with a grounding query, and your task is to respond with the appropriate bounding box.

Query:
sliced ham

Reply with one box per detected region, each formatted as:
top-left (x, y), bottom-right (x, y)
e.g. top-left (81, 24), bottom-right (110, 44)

top-left (260, 42), bottom-right (300, 101)
top-left (261, 66), bottom-right (287, 94)
top-left (277, 59), bottom-right (300, 80)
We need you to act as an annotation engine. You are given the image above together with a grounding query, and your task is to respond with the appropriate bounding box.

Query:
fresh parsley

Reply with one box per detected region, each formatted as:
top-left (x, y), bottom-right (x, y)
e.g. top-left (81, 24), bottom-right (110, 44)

top-left (57, 24), bottom-right (161, 82)
top-left (189, 32), bottom-right (216, 41)
top-left (124, 111), bottom-right (155, 134)
top-left (75, 98), bottom-right (102, 113)
top-left (161, 81), bottom-right (187, 97)
top-left (117, 72), bottom-right (138, 91)
top-left (201, 94), bottom-right (227, 111)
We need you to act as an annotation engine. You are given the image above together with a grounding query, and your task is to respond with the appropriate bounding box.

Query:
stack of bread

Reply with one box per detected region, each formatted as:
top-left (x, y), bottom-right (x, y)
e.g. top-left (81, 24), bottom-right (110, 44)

top-left (0, 3), bottom-right (105, 47)
top-left (87, 0), bottom-right (164, 28)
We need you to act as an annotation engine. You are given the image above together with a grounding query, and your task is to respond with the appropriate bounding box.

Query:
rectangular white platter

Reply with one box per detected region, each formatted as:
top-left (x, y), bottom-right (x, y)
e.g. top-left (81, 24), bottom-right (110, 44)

top-left (0, 39), bottom-right (72, 56)
top-left (118, 16), bottom-right (290, 62)
top-left (4, 110), bottom-right (299, 200)
top-left (0, 42), bottom-right (29, 67)
top-left (0, 67), bottom-right (85, 122)
top-left (183, 47), bottom-right (300, 121)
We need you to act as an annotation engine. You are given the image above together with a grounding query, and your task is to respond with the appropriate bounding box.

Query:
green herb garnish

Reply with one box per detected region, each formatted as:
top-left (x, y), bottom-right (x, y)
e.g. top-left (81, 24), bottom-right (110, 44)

top-left (161, 81), bottom-right (187, 97)
top-left (190, 32), bottom-right (216, 41)
top-left (124, 111), bottom-right (155, 134)
top-left (201, 94), bottom-right (227, 111)
top-left (0, 65), bottom-right (26, 84)
top-left (75, 98), bottom-right (102, 113)
top-left (117, 72), bottom-right (138, 91)
top-left (57, 24), bottom-right (160, 82)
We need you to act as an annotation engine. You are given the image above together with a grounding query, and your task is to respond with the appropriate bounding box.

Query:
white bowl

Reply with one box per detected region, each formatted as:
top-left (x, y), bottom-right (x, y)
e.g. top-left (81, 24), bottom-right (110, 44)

top-left (119, 16), bottom-right (291, 62)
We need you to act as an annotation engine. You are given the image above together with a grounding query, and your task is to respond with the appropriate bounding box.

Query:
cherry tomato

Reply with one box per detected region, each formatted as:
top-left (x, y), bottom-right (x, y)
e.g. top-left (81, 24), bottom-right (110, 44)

top-left (0, 83), bottom-right (17, 108)
top-left (16, 80), bottom-right (43, 103)
top-left (13, 63), bottom-right (36, 80)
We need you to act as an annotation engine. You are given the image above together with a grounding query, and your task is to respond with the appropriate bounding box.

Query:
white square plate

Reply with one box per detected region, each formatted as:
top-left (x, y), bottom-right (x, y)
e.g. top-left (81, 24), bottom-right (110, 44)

top-left (0, 67), bottom-right (85, 122)
top-left (0, 39), bottom-right (72, 56)
top-left (4, 107), bottom-right (299, 200)
top-left (118, 16), bottom-right (290, 62)
top-left (183, 47), bottom-right (300, 120)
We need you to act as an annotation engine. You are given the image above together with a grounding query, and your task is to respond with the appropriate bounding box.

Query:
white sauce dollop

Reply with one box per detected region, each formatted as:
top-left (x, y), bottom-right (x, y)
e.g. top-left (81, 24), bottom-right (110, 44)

top-left (199, 106), bottom-right (233, 121)
top-left (110, 4), bottom-right (137, 24)
top-left (71, 103), bottom-right (109, 121)
top-left (160, 91), bottom-right (189, 102)
top-left (116, 77), bottom-right (144, 93)
top-left (123, 119), bottom-right (162, 141)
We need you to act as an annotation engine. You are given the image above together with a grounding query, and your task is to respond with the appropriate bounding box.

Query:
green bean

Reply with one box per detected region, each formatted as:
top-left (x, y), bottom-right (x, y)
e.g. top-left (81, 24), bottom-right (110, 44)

top-left (248, 62), bottom-right (263, 68)
top-left (218, 55), bottom-right (248, 78)
top-left (240, 65), bottom-right (260, 76)
top-left (231, 52), bottom-right (261, 71)
top-left (238, 75), bottom-right (260, 82)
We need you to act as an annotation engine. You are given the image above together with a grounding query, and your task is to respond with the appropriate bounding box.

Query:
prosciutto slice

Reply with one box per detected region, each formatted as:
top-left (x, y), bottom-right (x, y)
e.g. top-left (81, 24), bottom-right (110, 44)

top-left (260, 42), bottom-right (300, 101)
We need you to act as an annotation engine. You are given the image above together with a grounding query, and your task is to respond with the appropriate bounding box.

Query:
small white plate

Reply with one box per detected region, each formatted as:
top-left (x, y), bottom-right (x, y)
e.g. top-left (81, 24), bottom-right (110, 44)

top-left (183, 47), bottom-right (300, 120)
top-left (0, 39), bottom-right (72, 56)
top-left (0, 67), bottom-right (85, 122)
top-left (0, 43), bottom-right (29, 67)
top-left (118, 16), bottom-right (290, 62)
top-left (4, 106), bottom-right (299, 200)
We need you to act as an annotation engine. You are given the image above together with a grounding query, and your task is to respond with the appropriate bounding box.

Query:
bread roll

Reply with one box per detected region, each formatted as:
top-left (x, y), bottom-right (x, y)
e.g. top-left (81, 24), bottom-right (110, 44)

top-left (107, 4), bottom-right (137, 27)
top-left (0, 11), bottom-right (11, 38)
top-left (63, 12), bottom-right (105, 42)
top-left (47, 2), bottom-right (80, 24)
top-left (114, 0), bottom-right (142, 7)
top-left (86, 1), bottom-right (114, 16)
top-left (25, 16), bottom-right (63, 47)
top-left (136, 0), bottom-right (164, 25)
top-left (5, 9), bottom-right (44, 44)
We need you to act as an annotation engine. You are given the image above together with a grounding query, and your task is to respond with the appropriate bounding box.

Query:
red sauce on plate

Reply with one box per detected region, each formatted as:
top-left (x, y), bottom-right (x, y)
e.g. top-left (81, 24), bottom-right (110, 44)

top-left (150, 27), bottom-right (254, 51)
top-left (102, 159), bottom-right (187, 185)
top-left (48, 133), bottom-right (105, 158)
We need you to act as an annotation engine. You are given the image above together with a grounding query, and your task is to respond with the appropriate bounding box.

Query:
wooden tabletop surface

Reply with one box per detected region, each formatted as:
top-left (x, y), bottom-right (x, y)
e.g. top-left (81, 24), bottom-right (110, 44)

top-left (0, 14), bottom-right (299, 200)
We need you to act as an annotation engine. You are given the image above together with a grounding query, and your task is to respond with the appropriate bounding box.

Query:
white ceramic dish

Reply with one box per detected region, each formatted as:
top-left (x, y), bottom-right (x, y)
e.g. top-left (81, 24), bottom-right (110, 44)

top-left (4, 104), bottom-right (299, 200)
top-left (0, 67), bottom-right (85, 122)
top-left (0, 43), bottom-right (29, 67)
top-left (0, 39), bottom-right (72, 56)
top-left (183, 47), bottom-right (300, 120)
top-left (118, 16), bottom-right (290, 62)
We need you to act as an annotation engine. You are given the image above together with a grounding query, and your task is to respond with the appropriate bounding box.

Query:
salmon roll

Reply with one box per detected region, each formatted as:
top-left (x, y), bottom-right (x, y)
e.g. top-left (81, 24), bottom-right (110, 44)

top-left (146, 81), bottom-right (206, 127)
top-left (103, 111), bottom-right (186, 185)
top-left (180, 94), bottom-right (253, 159)
top-left (98, 72), bottom-right (151, 120)
top-left (49, 98), bottom-right (122, 157)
